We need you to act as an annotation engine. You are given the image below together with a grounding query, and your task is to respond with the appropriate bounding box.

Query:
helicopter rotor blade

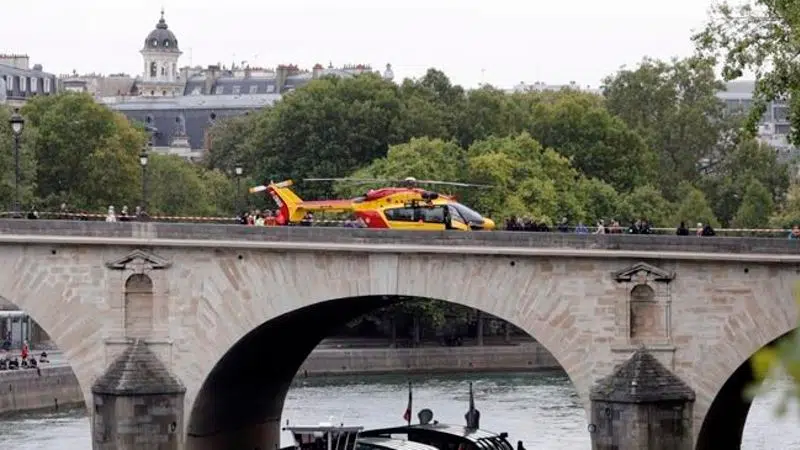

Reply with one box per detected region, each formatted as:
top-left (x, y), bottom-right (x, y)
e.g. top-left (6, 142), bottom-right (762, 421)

top-left (303, 177), bottom-right (493, 188)
top-left (413, 180), bottom-right (493, 188)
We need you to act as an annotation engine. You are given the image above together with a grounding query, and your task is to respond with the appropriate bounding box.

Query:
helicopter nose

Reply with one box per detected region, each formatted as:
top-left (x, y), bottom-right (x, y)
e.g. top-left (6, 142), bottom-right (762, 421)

top-left (482, 218), bottom-right (496, 230)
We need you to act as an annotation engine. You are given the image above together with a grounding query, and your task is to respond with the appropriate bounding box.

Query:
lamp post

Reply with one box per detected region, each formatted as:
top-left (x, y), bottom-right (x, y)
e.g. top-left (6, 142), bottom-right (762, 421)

top-left (234, 164), bottom-right (243, 213)
top-left (8, 109), bottom-right (24, 218)
top-left (139, 150), bottom-right (149, 213)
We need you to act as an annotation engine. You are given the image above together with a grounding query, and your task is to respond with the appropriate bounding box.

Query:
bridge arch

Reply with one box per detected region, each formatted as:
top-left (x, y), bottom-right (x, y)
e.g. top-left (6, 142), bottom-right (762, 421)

top-left (182, 252), bottom-right (602, 450)
top-left (693, 281), bottom-right (798, 450)
top-left (0, 294), bottom-right (91, 415)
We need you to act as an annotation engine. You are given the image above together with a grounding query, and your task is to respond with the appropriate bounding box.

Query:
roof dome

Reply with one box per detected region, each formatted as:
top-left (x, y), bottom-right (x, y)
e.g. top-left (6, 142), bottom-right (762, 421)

top-left (143, 9), bottom-right (179, 51)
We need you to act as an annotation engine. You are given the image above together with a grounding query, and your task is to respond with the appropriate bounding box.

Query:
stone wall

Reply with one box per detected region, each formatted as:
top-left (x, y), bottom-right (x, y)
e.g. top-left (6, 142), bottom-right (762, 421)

top-left (298, 343), bottom-right (560, 377)
top-left (0, 366), bottom-right (85, 415)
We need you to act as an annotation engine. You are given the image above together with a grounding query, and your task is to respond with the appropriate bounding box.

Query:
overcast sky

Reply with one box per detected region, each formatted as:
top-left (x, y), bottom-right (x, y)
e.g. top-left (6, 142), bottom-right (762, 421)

top-left (1, 0), bottom-right (718, 89)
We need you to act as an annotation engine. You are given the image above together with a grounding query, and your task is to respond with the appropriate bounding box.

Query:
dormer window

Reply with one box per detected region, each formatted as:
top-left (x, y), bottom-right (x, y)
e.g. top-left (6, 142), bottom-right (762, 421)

top-left (164, 40), bottom-right (170, 47)
top-left (232, 85), bottom-right (241, 95)
top-left (151, 39), bottom-right (158, 47)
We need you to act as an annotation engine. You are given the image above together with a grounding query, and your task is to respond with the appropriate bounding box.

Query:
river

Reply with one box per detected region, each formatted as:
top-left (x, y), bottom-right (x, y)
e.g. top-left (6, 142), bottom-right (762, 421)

top-left (0, 371), bottom-right (798, 449)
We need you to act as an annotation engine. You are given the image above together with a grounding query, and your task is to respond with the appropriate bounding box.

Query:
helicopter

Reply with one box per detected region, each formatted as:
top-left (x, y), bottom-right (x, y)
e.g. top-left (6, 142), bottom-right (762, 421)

top-left (248, 177), bottom-right (496, 231)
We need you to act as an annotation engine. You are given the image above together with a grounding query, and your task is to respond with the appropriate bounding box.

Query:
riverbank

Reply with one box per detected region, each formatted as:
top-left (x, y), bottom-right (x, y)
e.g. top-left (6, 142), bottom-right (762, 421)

top-left (299, 342), bottom-right (559, 376)
top-left (0, 342), bottom-right (559, 414)
top-left (0, 366), bottom-right (83, 415)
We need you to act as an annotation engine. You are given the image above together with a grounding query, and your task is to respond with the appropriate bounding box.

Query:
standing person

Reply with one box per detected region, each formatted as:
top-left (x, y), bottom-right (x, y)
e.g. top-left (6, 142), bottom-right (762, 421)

top-left (21, 340), bottom-right (29, 363)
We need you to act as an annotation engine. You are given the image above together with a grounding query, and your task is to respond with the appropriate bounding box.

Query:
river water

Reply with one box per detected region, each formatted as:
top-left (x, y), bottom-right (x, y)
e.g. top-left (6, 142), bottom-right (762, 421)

top-left (0, 371), bottom-right (798, 449)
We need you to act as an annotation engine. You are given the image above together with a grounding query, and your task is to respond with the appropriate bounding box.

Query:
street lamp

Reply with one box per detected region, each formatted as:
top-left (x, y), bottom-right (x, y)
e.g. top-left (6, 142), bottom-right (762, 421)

top-left (234, 164), bottom-right (244, 213)
top-left (8, 109), bottom-right (24, 218)
top-left (139, 150), bottom-right (149, 213)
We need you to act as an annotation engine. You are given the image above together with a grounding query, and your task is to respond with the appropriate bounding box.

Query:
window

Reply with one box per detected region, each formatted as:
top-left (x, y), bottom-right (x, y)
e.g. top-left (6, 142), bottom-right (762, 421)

top-left (448, 205), bottom-right (465, 224)
top-left (164, 40), bottom-right (170, 47)
top-left (266, 84), bottom-right (275, 93)
top-left (191, 87), bottom-right (201, 95)
top-left (30, 77), bottom-right (37, 92)
top-left (161, 66), bottom-right (166, 76)
top-left (7, 76), bottom-right (12, 90)
top-left (232, 85), bottom-right (241, 95)
top-left (215, 85), bottom-right (224, 94)
top-left (20, 76), bottom-right (26, 91)
top-left (150, 62), bottom-right (157, 77)
top-left (384, 207), bottom-right (415, 222)
top-left (775, 124), bottom-right (791, 135)
top-left (419, 206), bottom-right (445, 223)
top-left (451, 203), bottom-right (484, 224)
top-left (162, 90), bottom-right (167, 96)
top-left (249, 85), bottom-right (258, 94)
top-left (44, 77), bottom-right (51, 93)
top-left (774, 106), bottom-right (790, 122)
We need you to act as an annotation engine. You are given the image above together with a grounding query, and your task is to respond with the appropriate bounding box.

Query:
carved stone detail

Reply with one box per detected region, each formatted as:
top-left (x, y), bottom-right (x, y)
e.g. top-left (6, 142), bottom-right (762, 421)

top-left (105, 249), bottom-right (172, 273)
top-left (613, 262), bottom-right (675, 284)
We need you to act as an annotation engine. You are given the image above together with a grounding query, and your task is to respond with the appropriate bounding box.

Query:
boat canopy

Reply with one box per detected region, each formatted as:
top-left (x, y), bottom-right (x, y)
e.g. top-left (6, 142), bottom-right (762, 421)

top-left (360, 424), bottom-right (513, 450)
top-left (357, 437), bottom-right (439, 450)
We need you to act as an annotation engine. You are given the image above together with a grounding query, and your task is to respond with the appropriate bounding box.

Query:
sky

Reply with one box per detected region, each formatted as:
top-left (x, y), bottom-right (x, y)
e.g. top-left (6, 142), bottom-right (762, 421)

top-left (0, 0), bottom-right (720, 89)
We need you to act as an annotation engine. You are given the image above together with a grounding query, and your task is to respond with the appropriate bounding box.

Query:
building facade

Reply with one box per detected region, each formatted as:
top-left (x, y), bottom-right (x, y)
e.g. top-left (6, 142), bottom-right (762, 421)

top-left (58, 10), bottom-right (394, 160)
top-left (0, 54), bottom-right (58, 107)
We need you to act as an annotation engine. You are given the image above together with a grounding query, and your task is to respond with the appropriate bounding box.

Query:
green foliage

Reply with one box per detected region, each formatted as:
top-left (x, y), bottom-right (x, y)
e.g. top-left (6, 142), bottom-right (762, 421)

top-left (693, 0), bottom-right (800, 145)
top-left (0, 106), bottom-right (37, 210)
top-left (747, 283), bottom-right (800, 416)
top-left (522, 90), bottom-right (658, 192)
top-left (702, 139), bottom-right (789, 226)
top-left (733, 179), bottom-right (774, 228)
top-left (205, 114), bottom-right (259, 173)
top-left (147, 154), bottom-right (237, 216)
top-left (672, 182), bottom-right (719, 228)
top-left (243, 73), bottom-right (403, 197)
top-left (21, 93), bottom-right (145, 210)
top-left (602, 56), bottom-right (732, 199)
top-left (771, 184), bottom-right (800, 228)
top-left (620, 185), bottom-right (674, 227)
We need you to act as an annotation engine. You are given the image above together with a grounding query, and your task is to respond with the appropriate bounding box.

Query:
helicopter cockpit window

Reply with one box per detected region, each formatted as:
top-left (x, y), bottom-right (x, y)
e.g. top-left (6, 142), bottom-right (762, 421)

top-left (452, 203), bottom-right (483, 223)
top-left (447, 205), bottom-right (465, 224)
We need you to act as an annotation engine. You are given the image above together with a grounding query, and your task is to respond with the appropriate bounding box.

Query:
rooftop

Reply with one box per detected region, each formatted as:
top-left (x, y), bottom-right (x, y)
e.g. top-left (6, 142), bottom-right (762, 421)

top-left (91, 338), bottom-right (186, 396)
top-left (590, 349), bottom-right (695, 403)
top-left (103, 93), bottom-right (282, 110)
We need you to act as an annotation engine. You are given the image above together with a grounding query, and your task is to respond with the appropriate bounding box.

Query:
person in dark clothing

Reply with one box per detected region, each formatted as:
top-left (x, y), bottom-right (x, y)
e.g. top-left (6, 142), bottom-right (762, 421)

top-left (639, 219), bottom-right (652, 234)
top-left (702, 223), bottom-right (716, 236)
top-left (676, 222), bottom-right (689, 236)
top-left (557, 217), bottom-right (569, 233)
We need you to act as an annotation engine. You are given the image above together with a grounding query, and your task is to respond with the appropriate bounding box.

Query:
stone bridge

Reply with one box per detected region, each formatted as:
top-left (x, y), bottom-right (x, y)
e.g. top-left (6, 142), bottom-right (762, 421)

top-left (0, 219), bottom-right (798, 450)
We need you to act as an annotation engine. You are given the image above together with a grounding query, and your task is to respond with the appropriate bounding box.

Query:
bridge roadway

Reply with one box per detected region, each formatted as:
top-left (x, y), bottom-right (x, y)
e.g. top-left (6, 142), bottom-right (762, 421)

top-left (1, 219), bottom-right (800, 450)
top-left (0, 219), bottom-right (799, 262)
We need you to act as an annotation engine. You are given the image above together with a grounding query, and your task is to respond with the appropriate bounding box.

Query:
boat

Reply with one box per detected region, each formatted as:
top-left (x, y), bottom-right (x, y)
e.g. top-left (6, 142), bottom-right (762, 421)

top-left (282, 382), bottom-right (517, 450)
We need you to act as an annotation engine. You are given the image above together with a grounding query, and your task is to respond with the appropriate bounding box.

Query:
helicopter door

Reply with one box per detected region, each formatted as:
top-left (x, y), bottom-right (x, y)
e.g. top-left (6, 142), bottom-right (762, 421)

top-left (383, 206), bottom-right (429, 230)
top-left (416, 205), bottom-right (449, 231)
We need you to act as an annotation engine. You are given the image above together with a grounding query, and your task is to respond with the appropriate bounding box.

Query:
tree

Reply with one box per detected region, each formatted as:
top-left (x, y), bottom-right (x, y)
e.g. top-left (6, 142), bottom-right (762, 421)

top-left (701, 139), bottom-right (789, 226)
top-left (672, 182), bottom-right (719, 228)
top-left (147, 154), bottom-right (236, 217)
top-left (733, 179), bottom-right (774, 228)
top-left (205, 114), bottom-right (259, 174)
top-left (602, 57), bottom-right (732, 199)
top-left (770, 184), bottom-right (800, 228)
top-left (245, 73), bottom-right (402, 198)
top-left (0, 106), bottom-right (37, 212)
top-left (21, 93), bottom-right (145, 210)
top-left (620, 184), bottom-right (674, 227)
top-left (693, 0), bottom-right (800, 145)
top-left (519, 90), bottom-right (657, 192)
top-left (391, 69), bottom-right (465, 143)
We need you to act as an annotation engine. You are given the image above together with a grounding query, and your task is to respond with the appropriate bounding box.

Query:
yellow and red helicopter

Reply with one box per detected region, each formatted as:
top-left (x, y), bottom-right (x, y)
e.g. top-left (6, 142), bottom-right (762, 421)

top-left (248, 177), bottom-right (496, 231)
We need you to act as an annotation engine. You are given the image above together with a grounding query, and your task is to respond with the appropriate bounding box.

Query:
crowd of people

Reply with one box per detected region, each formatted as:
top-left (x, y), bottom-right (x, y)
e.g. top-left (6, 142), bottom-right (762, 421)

top-left (0, 335), bottom-right (49, 372)
top-left (503, 216), bottom-right (719, 236)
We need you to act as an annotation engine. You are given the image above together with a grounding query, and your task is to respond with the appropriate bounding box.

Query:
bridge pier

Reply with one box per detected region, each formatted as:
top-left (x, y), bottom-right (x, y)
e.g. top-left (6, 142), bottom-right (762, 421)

top-left (91, 339), bottom-right (186, 450)
top-left (588, 349), bottom-right (695, 450)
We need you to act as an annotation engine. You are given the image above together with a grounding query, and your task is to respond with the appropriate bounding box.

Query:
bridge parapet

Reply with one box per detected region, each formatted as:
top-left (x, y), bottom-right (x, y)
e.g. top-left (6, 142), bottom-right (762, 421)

top-left (0, 219), bottom-right (799, 256)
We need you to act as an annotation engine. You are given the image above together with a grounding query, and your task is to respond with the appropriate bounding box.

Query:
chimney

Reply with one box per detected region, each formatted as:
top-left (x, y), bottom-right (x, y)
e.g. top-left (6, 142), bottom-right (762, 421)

top-left (244, 66), bottom-right (252, 79)
top-left (276, 64), bottom-right (289, 92)
top-left (312, 63), bottom-right (324, 79)
top-left (204, 65), bottom-right (220, 94)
